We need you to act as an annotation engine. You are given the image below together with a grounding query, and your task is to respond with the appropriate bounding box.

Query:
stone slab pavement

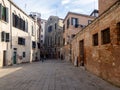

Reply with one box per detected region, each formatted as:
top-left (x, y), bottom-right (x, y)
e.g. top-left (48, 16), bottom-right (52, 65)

top-left (0, 60), bottom-right (119, 90)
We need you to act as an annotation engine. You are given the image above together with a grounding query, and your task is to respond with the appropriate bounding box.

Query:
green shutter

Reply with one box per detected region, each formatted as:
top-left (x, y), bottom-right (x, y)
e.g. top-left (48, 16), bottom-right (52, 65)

top-left (1, 31), bottom-right (5, 41)
top-left (0, 3), bottom-right (2, 19)
top-left (6, 7), bottom-right (8, 22)
top-left (2, 6), bottom-right (5, 20)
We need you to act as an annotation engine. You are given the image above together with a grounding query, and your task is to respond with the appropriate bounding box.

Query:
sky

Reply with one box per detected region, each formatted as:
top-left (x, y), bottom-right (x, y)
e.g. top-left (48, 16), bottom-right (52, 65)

top-left (13, 0), bottom-right (98, 20)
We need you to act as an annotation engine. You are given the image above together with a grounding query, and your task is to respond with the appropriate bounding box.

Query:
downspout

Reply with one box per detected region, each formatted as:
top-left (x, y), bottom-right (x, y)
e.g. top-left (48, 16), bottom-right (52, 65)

top-left (10, 2), bottom-right (12, 65)
top-left (10, 2), bottom-right (12, 49)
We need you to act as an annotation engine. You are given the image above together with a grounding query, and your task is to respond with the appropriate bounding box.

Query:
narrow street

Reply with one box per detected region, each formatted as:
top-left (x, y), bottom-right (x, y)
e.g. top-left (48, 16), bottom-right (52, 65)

top-left (0, 60), bottom-right (119, 90)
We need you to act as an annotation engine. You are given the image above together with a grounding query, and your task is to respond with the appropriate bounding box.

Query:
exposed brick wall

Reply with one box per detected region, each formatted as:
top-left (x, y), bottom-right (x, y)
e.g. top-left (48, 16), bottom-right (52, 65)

top-left (99, 0), bottom-right (118, 15)
top-left (71, 1), bottom-right (120, 86)
top-left (63, 13), bottom-right (95, 61)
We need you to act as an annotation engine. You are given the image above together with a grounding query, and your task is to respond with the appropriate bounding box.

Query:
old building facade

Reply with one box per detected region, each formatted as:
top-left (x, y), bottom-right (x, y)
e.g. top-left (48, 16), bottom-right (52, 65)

top-left (45, 16), bottom-right (63, 59)
top-left (40, 19), bottom-right (47, 58)
top-left (0, 0), bottom-right (40, 67)
top-left (71, 0), bottom-right (120, 86)
top-left (62, 12), bottom-right (95, 61)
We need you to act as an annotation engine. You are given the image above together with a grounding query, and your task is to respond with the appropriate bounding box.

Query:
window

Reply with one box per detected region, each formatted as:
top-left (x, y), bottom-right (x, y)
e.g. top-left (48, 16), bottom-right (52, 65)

top-left (50, 18), bottom-right (52, 20)
top-left (71, 17), bottom-right (78, 27)
top-left (6, 33), bottom-right (9, 42)
top-left (37, 43), bottom-right (40, 49)
top-left (67, 19), bottom-right (70, 28)
top-left (41, 35), bottom-right (43, 38)
top-left (88, 20), bottom-right (92, 24)
top-left (0, 4), bottom-right (8, 22)
top-left (71, 34), bottom-right (75, 38)
top-left (41, 40), bottom-right (43, 43)
top-left (55, 23), bottom-right (57, 30)
top-left (32, 25), bottom-right (35, 36)
top-left (23, 52), bottom-right (26, 58)
top-left (1, 31), bottom-right (9, 42)
top-left (12, 13), bottom-right (26, 31)
top-left (32, 41), bottom-right (36, 48)
top-left (117, 22), bottom-right (120, 41)
top-left (48, 26), bottom-right (52, 32)
top-left (18, 37), bottom-right (25, 45)
top-left (93, 33), bottom-right (98, 46)
top-left (1, 31), bottom-right (5, 41)
top-left (101, 28), bottom-right (111, 44)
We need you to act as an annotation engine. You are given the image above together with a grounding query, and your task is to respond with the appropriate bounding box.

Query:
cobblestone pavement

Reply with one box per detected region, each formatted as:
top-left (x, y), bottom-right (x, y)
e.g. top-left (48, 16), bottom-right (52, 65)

top-left (0, 60), bottom-right (119, 90)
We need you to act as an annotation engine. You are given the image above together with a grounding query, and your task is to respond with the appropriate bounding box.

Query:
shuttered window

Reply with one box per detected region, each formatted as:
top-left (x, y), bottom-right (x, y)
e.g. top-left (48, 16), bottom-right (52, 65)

top-left (0, 4), bottom-right (2, 19)
top-left (1, 31), bottom-right (5, 41)
top-left (0, 4), bottom-right (8, 22)
top-left (12, 13), bottom-right (26, 32)
top-left (1, 32), bottom-right (9, 42)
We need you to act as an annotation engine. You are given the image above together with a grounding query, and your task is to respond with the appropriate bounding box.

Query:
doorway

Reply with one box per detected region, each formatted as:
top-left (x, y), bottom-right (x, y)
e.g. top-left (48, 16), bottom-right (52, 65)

top-left (13, 52), bottom-right (17, 64)
top-left (3, 51), bottom-right (6, 66)
top-left (79, 40), bottom-right (84, 66)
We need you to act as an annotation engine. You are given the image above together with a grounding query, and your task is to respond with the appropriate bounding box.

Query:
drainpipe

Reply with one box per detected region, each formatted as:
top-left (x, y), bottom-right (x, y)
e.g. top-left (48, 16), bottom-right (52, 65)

top-left (10, 2), bottom-right (12, 49)
top-left (10, 2), bottom-right (12, 65)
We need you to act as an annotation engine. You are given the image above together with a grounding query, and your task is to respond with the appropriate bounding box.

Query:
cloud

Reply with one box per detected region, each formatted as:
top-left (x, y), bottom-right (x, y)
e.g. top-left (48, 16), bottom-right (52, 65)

top-left (72, 0), bottom-right (95, 5)
top-left (61, 0), bottom-right (70, 5)
top-left (13, 0), bottom-right (98, 19)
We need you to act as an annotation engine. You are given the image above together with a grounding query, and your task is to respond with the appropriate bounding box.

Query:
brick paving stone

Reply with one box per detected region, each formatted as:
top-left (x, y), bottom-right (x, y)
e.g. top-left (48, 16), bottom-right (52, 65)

top-left (0, 60), bottom-right (119, 90)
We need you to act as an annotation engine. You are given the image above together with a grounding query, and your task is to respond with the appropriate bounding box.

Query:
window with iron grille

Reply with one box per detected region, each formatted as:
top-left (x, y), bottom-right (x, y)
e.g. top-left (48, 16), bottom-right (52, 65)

top-left (101, 28), bottom-right (111, 44)
top-left (93, 33), bottom-right (98, 46)
top-left (117, 22), bottom-right (120, 41)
